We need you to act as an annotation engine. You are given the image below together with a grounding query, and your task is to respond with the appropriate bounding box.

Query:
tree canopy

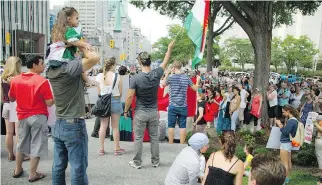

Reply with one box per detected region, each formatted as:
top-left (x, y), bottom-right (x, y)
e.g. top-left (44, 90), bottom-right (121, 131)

top-left (151, 24), bottom-right (194, 65)
top-left (222, 37), bottom-right (253, 71)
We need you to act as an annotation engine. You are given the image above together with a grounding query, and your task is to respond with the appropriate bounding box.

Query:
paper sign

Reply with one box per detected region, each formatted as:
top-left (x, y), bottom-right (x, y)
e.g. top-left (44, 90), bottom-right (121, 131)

top-left (266, 126), bottom-right (300, 150)
top-left (121, 75), bottom-right (130, 102)
top-left (304, 112), bottom-right (319, 144)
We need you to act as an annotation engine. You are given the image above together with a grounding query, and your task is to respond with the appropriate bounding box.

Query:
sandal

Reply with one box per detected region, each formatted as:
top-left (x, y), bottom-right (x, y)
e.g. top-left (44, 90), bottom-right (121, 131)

top-left (114, 149), bottom-right (125, 156)
top-left (28, 172), bottom-right (46, 182)
top-left (13, 168), bottom-right (24, 178)
top-left (98, 149), bottom-right (105, 156)
top-left (8, 155), bottom-right (15, 161)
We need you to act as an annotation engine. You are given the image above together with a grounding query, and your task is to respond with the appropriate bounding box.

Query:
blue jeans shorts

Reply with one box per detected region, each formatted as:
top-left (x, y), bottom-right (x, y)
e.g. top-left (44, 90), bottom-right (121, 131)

top-left (111, 97), bottom-right (123, 115)
top-left (280, 142), bottom-right (292, 153)
top-left (168, 106), bottom-right (187, 128)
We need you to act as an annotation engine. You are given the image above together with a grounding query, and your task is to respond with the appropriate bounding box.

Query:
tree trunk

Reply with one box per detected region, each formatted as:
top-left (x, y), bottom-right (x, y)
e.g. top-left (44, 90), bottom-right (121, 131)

top-left (241, 63), bottom-right (244, 72)
top-left (206, 12), bottom-right (214, 72)
top-left (253, 29), bottom-right (272, 129)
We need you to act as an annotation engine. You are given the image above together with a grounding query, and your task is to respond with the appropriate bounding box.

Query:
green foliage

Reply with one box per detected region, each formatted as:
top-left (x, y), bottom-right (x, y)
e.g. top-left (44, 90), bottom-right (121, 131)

top-left (271, 37), bottom-right (284, 71)
top-left (185, 131), bottom-right (193, 142)
top-left (293, 143), bottom-right (318, 167)
top-left (222, 38), bottom-right (254, 72)
top-left (218, 65), bottom-right (242, 72)
top-left (151, 24), bottom-right (195, 65)
top-left (235, 145), bottom-right (247, 161)
top-left (281, 35), bottom-right (319, 73)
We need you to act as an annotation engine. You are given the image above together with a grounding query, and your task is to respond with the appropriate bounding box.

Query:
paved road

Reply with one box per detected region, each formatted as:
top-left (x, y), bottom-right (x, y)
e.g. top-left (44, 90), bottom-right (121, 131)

top-left (1, 118), bottom-right (186, 185)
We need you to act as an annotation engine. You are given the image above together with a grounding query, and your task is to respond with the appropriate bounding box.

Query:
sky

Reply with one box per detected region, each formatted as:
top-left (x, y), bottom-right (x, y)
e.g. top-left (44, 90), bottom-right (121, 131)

top-left (49, 0), bottom-right (182, 44)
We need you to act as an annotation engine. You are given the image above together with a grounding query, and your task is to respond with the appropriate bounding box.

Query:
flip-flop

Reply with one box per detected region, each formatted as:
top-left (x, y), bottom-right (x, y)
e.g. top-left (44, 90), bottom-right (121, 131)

top-left (13, 168), bottom-right (24, 178)
top-left (28, 172), bottom-right (46, 183)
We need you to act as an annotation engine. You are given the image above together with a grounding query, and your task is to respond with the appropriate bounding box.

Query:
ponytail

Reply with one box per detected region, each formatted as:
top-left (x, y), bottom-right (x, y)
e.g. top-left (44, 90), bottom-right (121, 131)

top-left (220, 131), bottom-right (236, 162)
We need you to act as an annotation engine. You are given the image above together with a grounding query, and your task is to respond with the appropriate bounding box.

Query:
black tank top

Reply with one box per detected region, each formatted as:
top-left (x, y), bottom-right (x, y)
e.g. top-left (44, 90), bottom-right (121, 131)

top-left (1, 81), bottom-right (10, 103)
top-left (204, 153), bottom-right (239, 185)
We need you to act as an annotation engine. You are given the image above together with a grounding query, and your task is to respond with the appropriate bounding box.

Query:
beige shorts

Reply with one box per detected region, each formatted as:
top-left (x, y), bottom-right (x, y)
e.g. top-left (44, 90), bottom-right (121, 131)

top-left (239, 108), bottom-right (245, 121)
top-left (16, 115), bottom-right (48, 158)
top-left (2, 102), bottom-right (10, 119)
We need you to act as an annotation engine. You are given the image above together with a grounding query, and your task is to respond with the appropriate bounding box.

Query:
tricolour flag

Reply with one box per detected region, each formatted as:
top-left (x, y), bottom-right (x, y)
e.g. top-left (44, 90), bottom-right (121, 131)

top-left (184, 0), bottom-right (210, 69)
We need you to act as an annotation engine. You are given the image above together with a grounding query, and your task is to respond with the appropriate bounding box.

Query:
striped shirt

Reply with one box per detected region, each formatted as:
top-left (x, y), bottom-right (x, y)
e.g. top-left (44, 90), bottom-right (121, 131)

top-left (166, 74), bottom-right (193, 107)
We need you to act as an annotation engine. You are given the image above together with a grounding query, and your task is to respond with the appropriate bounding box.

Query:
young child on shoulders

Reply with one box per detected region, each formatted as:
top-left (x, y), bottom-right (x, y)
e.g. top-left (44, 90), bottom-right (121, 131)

top-left (47, 7), bottom-right (95, 85)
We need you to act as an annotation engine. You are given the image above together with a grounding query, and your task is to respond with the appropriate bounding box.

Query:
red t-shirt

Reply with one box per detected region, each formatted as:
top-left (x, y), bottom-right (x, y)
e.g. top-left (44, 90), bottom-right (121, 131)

top-left (9, 73), bottom-right (53, 120)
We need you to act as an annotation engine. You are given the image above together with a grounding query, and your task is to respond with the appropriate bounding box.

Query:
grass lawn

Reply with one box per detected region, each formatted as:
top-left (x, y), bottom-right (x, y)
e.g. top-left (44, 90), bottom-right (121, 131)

top-left (242, 169), bottom-right (318, 185)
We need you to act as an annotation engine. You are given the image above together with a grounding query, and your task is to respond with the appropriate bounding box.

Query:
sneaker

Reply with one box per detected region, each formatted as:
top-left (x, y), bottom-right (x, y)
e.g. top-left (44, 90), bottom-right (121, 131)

top-left (152, 162), bottom-right (160, 168)
top-left (285, 177), bottom-right (290, 184)
top-left (129, 161), bottom-right (141, 169)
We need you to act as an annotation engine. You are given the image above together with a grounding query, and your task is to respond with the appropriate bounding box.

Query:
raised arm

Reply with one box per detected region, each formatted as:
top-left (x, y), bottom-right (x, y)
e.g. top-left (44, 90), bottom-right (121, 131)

top-left (159, 40), bottom-right (175, 70)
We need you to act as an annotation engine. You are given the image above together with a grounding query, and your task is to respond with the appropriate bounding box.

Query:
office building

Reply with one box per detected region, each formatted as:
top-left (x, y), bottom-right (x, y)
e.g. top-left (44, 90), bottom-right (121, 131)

top-left (0, 0), bottom-right (49, 62)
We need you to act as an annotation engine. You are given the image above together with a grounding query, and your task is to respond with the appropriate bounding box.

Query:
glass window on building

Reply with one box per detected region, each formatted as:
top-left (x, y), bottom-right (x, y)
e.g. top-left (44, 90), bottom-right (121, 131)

top-left (18, 38), bottom-right (36, 54)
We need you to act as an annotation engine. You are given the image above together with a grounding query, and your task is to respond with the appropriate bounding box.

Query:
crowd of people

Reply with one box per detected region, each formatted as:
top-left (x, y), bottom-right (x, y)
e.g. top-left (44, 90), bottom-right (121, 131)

top-left (1, 6), bottom-right (322, 185)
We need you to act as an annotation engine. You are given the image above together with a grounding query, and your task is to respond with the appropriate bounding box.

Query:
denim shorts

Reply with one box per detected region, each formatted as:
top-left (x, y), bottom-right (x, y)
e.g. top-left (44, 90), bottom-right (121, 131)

top-left (111, 97), bottom-right (123, 115)
top-left (280, 142), bottom-right (292, 153)
top-left (168, 106), bottom-right (187, 128)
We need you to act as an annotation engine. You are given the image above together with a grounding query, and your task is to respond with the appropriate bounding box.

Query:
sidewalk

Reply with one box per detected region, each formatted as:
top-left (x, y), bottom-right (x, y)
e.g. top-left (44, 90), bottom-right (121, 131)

top-left (1, 118), bottom-right (186, 185)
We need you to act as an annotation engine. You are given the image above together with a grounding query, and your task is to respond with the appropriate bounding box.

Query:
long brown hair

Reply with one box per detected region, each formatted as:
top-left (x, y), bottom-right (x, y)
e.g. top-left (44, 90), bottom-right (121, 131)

top-left (103, 57), bottom-right (116, 75)
top-left (1, 56), bottom-right (22, 82)
top-left (220, 130), bottom-right (236, 162)
top-left (282, 104), bottom-right (300, 120)
top-left (51, 7), bottom-right (78, 42)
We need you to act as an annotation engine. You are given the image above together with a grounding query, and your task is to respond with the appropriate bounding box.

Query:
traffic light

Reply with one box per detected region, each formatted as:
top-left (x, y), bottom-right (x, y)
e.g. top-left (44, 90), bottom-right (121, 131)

top-left (109, 40), bottom-right (114, 48)
top-left (5, 32), bottom-right (10, 45)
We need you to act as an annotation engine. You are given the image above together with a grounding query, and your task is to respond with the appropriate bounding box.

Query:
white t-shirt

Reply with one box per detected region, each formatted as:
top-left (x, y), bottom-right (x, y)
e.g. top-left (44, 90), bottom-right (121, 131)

top-left (240, 89), bottom-right (248, 108)
top-left (290, 92), bottom-right (303, 109)
top-left (268, 90), bottom-right (278, 107)
top-left (95, 73), bottom-right (120, 96)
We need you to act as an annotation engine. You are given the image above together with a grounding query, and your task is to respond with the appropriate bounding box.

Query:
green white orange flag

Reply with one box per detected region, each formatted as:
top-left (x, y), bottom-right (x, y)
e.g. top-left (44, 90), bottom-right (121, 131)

top-left (184, 0), bottom-right (210, 69)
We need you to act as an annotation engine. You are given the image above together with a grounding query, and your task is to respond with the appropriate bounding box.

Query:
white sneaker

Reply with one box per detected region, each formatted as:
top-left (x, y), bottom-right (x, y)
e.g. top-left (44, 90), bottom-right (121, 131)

top-left (129, 161), bottom-right (141, 169)
top-left (152, 162), bottom-right (160, 168)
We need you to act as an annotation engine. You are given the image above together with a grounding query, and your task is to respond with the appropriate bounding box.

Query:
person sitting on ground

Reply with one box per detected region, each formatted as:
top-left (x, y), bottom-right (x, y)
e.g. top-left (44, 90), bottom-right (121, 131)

top-left (248, 154), bottom-right (286, 185)
top-left (243, 145), bottom-right (254, 177)
top-left (202, 130), bottom-right (244, 185)
top-left (165, 133), bottom-right (209, 185)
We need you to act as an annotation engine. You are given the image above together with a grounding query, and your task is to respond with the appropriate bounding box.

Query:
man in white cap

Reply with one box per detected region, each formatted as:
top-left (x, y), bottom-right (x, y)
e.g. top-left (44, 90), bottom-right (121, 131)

top-left (165, 133), bottom-right (209, 185)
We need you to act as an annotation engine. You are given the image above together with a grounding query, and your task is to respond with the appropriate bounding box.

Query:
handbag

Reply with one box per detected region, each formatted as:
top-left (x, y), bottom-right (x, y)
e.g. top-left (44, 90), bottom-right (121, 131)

top-left (91, 73), bottom-right (118, 117)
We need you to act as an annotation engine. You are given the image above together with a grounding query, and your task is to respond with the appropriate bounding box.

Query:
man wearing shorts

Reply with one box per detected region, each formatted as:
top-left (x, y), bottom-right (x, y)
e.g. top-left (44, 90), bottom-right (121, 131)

top-left (163, 61), bottom-right (200, 144)
top-left (9, 55), bottom-right (55, 182)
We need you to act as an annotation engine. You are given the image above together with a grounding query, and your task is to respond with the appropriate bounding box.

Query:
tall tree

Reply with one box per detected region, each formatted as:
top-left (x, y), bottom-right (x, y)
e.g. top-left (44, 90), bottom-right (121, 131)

top-left (222, 38), bottom-right (254, 71)
top-left (130, 1), bottom-right (234, 72)
top-left (271, 37), bottom-right (284, 71)
top-left (221, 1), bottom-right (321, 127)
top-left (281, 35), bottom-right (319, 73)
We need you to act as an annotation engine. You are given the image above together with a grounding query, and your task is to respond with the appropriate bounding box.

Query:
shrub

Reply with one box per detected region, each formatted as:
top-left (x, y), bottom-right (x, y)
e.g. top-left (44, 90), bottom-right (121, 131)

top-left (293, 143), bottom-right (318, 167)
top-left (185, 131), bottom-right (193, 142)
top-left (235, 145), bottom-right (247, 161)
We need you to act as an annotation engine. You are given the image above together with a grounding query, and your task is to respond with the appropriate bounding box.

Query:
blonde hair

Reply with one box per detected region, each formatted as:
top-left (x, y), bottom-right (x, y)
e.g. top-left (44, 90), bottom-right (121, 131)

top-left (103, 57), bottom-right (116, 75)
top-left (51, 7), bottom-right (78, 42)
top-left (172, 61), bottom-right (182, 69)
top-left (1, 56), bottom-right (22, 82)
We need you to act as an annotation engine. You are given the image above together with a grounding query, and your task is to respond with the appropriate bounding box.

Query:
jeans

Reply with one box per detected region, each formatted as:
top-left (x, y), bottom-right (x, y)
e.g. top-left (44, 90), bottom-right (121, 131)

top-left (133, 110), bottom-right (159, 165)
top-left (52, 118), bottom-right (88, 185)
top-left (231, 110), bottom-right (239, 131)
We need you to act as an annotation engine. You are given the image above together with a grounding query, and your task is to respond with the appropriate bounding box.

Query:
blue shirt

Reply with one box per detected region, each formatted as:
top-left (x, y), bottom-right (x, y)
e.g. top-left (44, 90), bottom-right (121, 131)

top-left (278, 88), bottom-right (291, 106)
top-left (166, 74), bottom-right (193, 107)
top-left (280, 118), bottom-right (298, 143)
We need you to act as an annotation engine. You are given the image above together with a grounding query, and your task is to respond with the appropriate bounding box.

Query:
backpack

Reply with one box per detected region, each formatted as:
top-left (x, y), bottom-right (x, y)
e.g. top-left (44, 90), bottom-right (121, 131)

top-left (289, 117), bottom-right (305, 147)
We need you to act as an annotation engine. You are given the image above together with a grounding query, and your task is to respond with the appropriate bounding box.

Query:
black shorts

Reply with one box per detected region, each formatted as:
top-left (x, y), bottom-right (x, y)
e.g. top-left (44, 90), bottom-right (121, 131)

top-left (268, 105), bottom-right (278, 118)
top-left (277, 105), bottom-right (284, 119)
